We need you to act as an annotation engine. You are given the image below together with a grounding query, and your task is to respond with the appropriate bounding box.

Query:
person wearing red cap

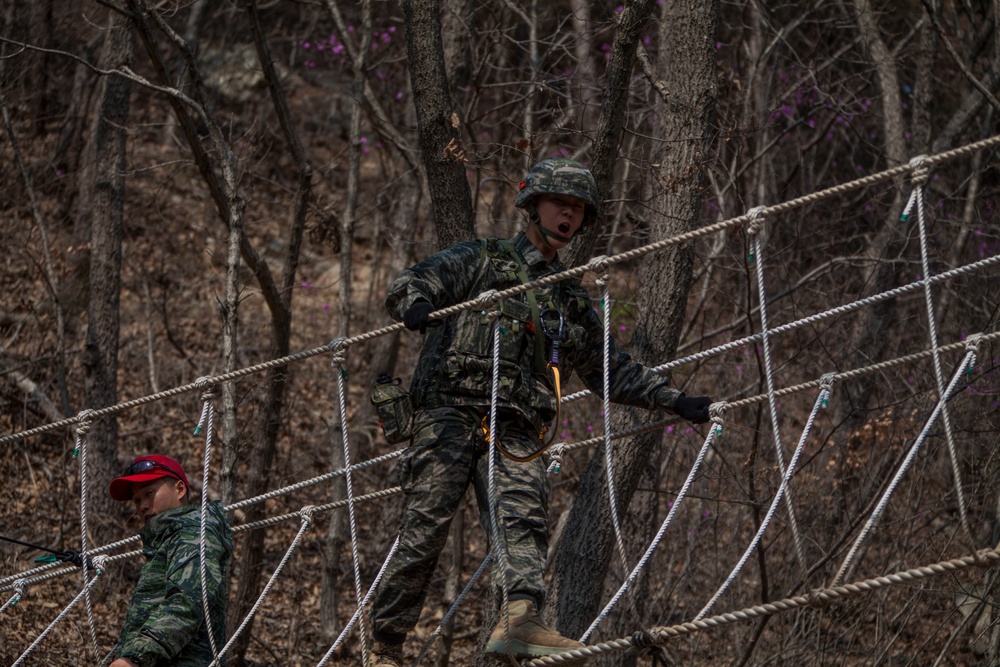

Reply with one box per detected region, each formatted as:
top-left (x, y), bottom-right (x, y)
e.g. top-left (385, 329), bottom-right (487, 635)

top-left (105, 455), bottom-right (233, 667)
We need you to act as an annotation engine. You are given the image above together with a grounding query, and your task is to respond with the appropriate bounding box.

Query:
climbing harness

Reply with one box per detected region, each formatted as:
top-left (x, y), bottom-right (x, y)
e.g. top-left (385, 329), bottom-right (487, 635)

top-left (482, 307), bottom-right (566, 463)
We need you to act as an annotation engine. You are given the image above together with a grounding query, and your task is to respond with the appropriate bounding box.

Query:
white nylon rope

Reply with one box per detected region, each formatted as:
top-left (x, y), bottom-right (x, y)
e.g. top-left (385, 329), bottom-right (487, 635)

top-left (411, 552), bottom-right (494, 666)
top-left (908, 160), bottom-right (975, 549)
top-left (579, 403), bottom-right (727, 642)
top-left (831, 338), bottom-right (980, 586)
top-left (193, 379), bottom-right (220, 658)
top-left (316, 537), bottom-right (400, 667)
top-left (747, 210), bottom-right (808, 571)
top-left (329, 339), bottom-right (372, 667)
top-left (486, 308), bottom-right (516, 665)
top-left (695, 375), bottom-right (835, 620)
top-left (73, 410), bottom-right (102, 659)
top-left (593, 264), bottom-right (630, 578)
top-left (207, 507), bottom-right (315, 667)
top-left (11, 556), bottom-right (107, 667)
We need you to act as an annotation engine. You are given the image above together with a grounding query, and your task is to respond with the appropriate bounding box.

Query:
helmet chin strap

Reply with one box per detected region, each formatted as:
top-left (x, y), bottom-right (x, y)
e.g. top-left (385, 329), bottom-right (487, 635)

top-left (529, 206), bottom-right (573, 246)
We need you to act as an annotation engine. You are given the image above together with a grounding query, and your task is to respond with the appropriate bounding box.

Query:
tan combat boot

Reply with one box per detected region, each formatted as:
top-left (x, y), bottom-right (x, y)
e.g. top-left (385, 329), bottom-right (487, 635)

top-left (486, 599), bottom-right (586, 661)
top-left (371, 640), bottom-right (404, 667)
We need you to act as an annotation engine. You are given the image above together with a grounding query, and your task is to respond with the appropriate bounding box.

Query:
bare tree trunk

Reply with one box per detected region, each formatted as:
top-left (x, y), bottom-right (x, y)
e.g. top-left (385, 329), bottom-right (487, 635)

top-left (400, 0), bottom-right (475, 247)
top-left (226, 1), bottom-right (313, 663)
top-left (833, 0), bottom-right (910, 430)
top-left (77, 11), bottom-right (134, 545)
top-left (552, 0), bottom-right (719, 651)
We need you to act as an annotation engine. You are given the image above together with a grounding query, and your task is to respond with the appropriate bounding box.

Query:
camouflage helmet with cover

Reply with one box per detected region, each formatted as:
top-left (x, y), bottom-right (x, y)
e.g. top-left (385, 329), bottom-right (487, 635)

top-left (514, 158), bottom-right (600, 226)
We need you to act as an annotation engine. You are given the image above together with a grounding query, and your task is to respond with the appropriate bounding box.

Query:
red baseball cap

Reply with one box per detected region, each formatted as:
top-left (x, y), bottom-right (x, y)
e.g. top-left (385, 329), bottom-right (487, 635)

top-left (109, 455), bottom-right (190, 502)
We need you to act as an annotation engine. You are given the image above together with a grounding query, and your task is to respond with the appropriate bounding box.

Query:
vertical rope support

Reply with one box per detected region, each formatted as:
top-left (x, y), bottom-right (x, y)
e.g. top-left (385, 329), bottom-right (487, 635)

top-left (411, 552), bottom-right (494, 666)
top-left (831, 343), bottom-right (979, 585)
top-left (12, 561), bottom-right (105, 667)
top-left (316, 537), bottom-right (401, 667)
top-left (74, 409), bottom-right (102, 658)
top-left (329, 340), bottom-right (371, 667)
top-left (696, 375), bottom-right (834, 620)
top-left (747, 211), bottom-right (808, 571)
top-left (909, 158), bottom-right (975, 548)
top-left (580, 403), bottom-right (727, 642)
top-left (486, 309), bottom-right (516, 665)
top-left (193, 378), bottom-right (220, 658)
top-left (595, 268), bottom-right (630, 577)
top-left (208, 508), bottom-right (315, 667)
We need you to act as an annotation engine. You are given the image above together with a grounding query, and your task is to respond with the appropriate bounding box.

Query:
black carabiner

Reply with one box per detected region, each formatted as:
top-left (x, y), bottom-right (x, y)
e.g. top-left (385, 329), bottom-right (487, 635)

top-left (539, 308), bottom-right (565, 366)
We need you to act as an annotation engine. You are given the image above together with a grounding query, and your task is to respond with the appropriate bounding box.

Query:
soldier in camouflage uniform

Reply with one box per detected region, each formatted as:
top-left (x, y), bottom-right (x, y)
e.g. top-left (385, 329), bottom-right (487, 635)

top-left (370, 158), bottom-right (712, 665)
top-left (106, 455), bottom-right (233, 667)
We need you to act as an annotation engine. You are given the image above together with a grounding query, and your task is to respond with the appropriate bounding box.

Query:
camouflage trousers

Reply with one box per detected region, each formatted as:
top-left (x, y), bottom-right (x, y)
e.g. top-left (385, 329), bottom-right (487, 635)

top-left (371, 405), bottom-right (550, 643)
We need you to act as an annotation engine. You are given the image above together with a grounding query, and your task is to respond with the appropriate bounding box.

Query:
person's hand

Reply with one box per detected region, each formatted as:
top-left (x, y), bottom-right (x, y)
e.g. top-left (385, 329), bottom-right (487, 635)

top-left (673, 394), bottom-right (712, 424)
top-left (109, 658), bottom-right (140, 667)
top-left (402, 300), bottom-right (435, 333)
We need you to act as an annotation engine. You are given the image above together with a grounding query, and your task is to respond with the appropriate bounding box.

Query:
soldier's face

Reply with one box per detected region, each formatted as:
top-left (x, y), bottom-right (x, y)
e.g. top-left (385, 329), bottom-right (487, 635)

top-left (131, 477), bottom-right (187, 524)
top-left (532, 194), bottom-right (586, 248)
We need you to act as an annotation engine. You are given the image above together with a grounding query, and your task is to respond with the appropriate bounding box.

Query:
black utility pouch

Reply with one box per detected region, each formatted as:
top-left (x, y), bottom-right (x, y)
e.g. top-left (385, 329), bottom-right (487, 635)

top-left (371, 373), bottom-right (414, 444)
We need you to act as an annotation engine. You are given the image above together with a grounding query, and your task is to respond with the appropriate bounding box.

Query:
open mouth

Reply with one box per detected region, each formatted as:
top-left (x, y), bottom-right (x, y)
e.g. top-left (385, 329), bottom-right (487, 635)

top-left (556, 223), bottom-right (572, 238)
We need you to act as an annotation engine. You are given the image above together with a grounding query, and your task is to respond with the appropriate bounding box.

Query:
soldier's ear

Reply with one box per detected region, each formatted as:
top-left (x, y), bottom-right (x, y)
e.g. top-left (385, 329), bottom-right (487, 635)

top-left (173, 478), bottom-right (188, 504)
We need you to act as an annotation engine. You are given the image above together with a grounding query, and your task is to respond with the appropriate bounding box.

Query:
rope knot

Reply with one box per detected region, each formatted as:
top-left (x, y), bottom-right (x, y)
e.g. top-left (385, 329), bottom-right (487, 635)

top-left (75, 409), bottom-right (96, 436)
top-left (13, 579), bottom-right (27, 599)
top-left (547, 443), bottom-right (566, 474)
top-left (474, 289), bottom-right (501, 310)
top-left (326, 337), bottom-right (350, 368)
top-left (299, 505), bottom-right (317, 524)
top-left (709, 401), bottom-right (726, 435)
top-left (746, 206), bottom-right (768, 238)
top-left (586, 255), bottom-right (611, 274)
top-left (487, 309), bottom-right (501, 324)
top-left (908, 154), bottom-right (930, 185)
top-left (964, 333), bottom-right (984, 354)
top-left (91, 554), bottom-right (110, 573)
top-left (194, 376), bottom-right (216, 401)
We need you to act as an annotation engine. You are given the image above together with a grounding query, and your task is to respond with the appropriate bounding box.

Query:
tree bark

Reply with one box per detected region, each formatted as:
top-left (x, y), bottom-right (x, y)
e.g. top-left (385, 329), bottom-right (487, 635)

top-left (552, 1), bottom-right (719, 651)
top-left (400, 0), bottom-right (475, 247)
top-left (77, 11), bottom-right (135, 545)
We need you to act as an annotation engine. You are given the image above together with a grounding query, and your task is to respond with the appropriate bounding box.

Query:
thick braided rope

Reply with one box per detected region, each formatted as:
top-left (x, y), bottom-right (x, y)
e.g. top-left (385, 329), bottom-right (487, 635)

top-left (558, 250), bottom-right (1000, 407)
top-left (695, 378), bottom-right (833, 620)
top-left (225, 448), bottom-right (403, 512)
top-left (5, 133), bottom-right (997, 449)
top-left (911, 173), bottom-right (975, 550)
top-left (524, 544), bottom-right (1000, 666)
top-left (73, 411), bottom-right (102, 659)
top-left (411, 552), bottom-right (494, 666)
top-left (831, 344), bottom-right (979, 586)
top-left (11, 564), bottom-right (105, 667)
top-left (596, 270), bottom-right (631, 578)
top-left (486, 311), bottom-right (516, 664)
top-left (207, 508), bottom-right (315, 667)
top-left (194, 380), bottom-right (220, 658)
top-left (580, 405), bottom-right (725, 642)
top-left (654, 250), bottom-right (1000, 378)
top-left (749, 227), bottom-right (808, 571)
top-left (4, 329), bottom-right (993, 595)
top-left (0, 488), bottom-right (405, 595)
top-left (316, 537), bottom-right (401, 667)
top-left (329, 342), bottom-right (372, 667)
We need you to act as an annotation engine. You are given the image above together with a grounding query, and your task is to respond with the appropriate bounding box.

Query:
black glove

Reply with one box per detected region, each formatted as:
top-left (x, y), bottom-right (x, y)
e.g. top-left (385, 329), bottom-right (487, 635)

top-left (402, 300), bottom-right (435, 333)
top-left (673, 393), bottom-right (712, 424)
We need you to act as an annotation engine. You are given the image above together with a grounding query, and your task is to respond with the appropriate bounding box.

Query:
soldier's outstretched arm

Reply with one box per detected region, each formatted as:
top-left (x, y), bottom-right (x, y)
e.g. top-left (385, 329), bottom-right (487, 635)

top-left (385, 240), bottom-right (485, 321)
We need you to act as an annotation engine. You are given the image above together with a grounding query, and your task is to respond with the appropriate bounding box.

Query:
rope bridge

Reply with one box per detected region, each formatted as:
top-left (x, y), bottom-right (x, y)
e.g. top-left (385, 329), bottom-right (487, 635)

top-left (2, 133), bottom-right (999, 665)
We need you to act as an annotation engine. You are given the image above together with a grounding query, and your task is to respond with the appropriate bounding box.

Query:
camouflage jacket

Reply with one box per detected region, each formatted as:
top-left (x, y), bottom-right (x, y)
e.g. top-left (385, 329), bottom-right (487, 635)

top-left (386, 232), bottom-right (681, 427)
top-left (111, 501), bottom-right (233, 667)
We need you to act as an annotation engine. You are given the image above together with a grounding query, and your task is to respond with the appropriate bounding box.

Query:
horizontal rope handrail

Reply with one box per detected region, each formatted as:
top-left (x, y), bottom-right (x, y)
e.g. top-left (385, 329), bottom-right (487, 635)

top-left (3, 134), bottom-right (998, 447)
top-left (524, 544), bottom-right (1000, 665)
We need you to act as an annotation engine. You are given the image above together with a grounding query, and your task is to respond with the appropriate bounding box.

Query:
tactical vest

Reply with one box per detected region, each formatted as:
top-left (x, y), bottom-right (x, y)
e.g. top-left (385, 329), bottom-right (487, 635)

top-left (411, 238), bottom-right (587, 426)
